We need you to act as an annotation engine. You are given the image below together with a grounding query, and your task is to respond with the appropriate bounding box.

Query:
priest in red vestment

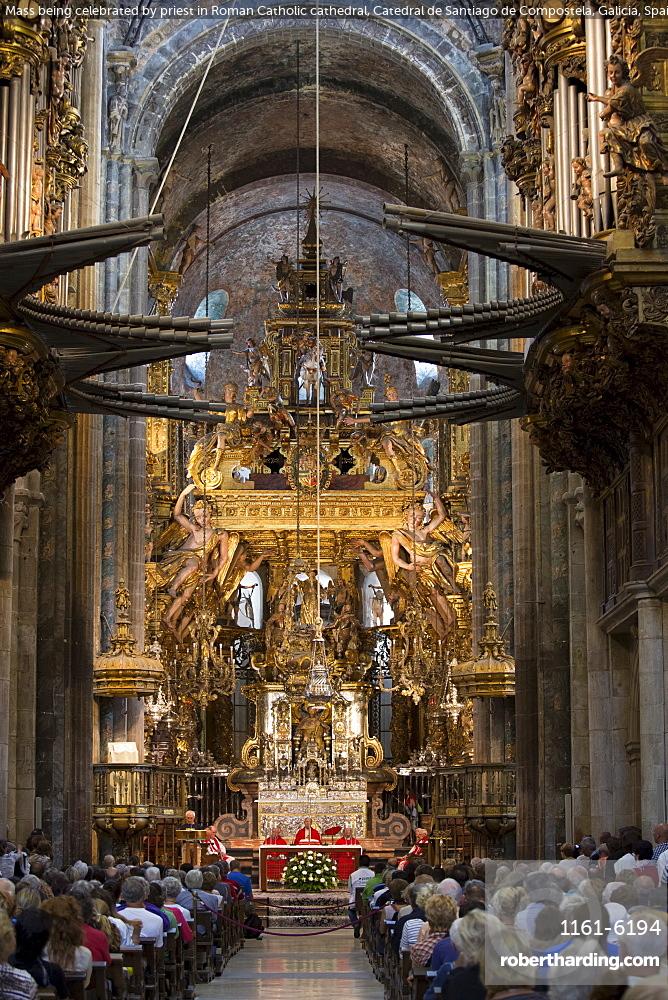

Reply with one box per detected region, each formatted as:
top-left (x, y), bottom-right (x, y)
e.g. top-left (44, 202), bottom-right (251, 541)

top-left (264, 826), bottom-right (287, 845)
top-left (397, 827), bottom-right (429, 870)
top-left (334, 824), bottom-right (360, 845)
top-left (293, 817), bottom-right (322, 844)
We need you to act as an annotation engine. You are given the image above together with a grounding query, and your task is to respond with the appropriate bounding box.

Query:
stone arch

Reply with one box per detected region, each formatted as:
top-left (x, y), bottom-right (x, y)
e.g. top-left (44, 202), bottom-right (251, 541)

top-left (123, 16), bottom-right (489, 160)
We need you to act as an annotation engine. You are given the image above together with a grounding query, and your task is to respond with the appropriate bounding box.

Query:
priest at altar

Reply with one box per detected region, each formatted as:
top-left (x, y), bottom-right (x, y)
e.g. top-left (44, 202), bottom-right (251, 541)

top-left (334, 824), bottom-right (360, 845)
top-left (264, 826), bottom-right (288, 845)
top-left (293, 817), bottom-right (322, 844)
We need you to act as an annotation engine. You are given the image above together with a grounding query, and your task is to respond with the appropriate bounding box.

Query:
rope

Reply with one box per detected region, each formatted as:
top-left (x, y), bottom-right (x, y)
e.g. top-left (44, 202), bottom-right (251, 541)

top-left (315, 6), bottom-right (321, 595)
top-left (112, 17), bottom-right (230, 312)
top-left (216, 905), bottom-right (378, 937)
top-left (295, 39), bottom-right (302, 560)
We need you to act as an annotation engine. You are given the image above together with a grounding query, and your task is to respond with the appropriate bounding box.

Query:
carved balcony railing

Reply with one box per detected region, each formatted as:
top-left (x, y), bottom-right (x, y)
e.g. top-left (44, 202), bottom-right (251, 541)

top-left (93, 764), bottom-right (188, 837)
top-left (432, 764), bottom-right (516, 820)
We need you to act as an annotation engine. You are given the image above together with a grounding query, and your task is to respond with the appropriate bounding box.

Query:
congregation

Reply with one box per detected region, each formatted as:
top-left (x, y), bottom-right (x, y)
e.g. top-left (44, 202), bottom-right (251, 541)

top-left (0, 830), bottom-right (255, 1000)
top-left (354, 824), bottom-right (668, 1000)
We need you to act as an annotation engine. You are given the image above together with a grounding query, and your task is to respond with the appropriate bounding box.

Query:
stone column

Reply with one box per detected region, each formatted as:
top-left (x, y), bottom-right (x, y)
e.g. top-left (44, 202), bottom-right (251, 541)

top-left (0, 487), bottom-right (14, 836)
top-left (584, 487), bottom-right (614, 837)
top-left (35, 444), bottom-right (69, 860)
top-left (12, 472), bottom-right (44, 843)
top-left (637, 598), bottom-right (667, 835)
top-left (511, 423), bottom-right (540, 856)
top-left (65, 415), bottom-right (102, 861)
top-left (540, 471), bottom-right (571, 853)
top-left (564, 474), bottom-right (590, 838)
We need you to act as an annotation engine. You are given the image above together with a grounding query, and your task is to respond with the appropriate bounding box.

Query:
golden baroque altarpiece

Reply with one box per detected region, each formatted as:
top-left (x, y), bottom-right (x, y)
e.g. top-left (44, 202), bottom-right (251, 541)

top-left (142, 203), bottom-right (474, 842)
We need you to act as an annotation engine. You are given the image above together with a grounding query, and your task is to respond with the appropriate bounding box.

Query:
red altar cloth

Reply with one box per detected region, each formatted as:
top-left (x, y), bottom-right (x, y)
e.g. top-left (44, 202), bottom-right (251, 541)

top-left (259, 844), bottom-right (362, 890)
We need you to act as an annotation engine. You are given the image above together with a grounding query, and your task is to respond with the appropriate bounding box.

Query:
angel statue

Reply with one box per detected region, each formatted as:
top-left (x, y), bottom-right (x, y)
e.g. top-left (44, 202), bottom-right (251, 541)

top-left (187, 382), bottom-right (251, 487)
top-left (157, 484), bottom-right (228, 642)
top-left (348, 383), bottom-right (429, 491)
top-left (587, 54), bottom-right (668, 179)
top-left (242, 337), bottom-right (272, 389)
top-left (390, 493), bottom-right (458, 640)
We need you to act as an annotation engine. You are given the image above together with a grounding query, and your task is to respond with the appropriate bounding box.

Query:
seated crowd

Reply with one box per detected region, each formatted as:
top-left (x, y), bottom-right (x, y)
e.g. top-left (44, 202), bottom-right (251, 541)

top-left (0, 831), bottom-right (258, 1000)
top-left (357, 824), bottom-right (668, 1000)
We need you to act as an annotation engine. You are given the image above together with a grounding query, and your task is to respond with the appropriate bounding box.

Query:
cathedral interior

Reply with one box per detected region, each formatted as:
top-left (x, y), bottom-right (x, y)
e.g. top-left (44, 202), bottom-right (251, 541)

top-left (1, 6), bottom-right (668, 884)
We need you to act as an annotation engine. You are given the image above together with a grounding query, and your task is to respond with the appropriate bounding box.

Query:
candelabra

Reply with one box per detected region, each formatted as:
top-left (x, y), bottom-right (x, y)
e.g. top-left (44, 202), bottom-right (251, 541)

top-left (185, 608), bottom-right (236, 707)
top-left (389, 606), bottom-right (441, 704)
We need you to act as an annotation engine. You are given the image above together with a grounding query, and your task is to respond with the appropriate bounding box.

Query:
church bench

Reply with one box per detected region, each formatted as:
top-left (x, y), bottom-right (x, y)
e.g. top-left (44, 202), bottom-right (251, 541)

top-left (106, 955), bottom-right (128, 1000)
top-left (64, 973), bottom-right (88, 1000)
top-left (120, 944), bottom-right (145, 1000)
top-left (84, 961), bottom-right (110, 1000)
top-left (192, 906), bottom-right (214, 982)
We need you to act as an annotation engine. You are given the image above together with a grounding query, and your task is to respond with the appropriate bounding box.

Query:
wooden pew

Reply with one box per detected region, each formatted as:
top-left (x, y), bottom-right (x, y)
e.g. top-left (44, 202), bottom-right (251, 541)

top-left (64, 973), bottom-right (88, 1000)
top-left (411, 966), bottom-right (436, 1000)
top-left (120, 945), bottom-right (145, 1000)
top-left (181, 923), bottom-right (196, 1000)
top-left (107, 955), bottom-right (128, 1000)
top-left (139, 940), bottom-right (157, 1000)
top-left (193, 905), bottom-right (214, 983)
top-left (84, 961), bottom-right (109, 1000)
top-left (162, 928), bottom-right (181, 999)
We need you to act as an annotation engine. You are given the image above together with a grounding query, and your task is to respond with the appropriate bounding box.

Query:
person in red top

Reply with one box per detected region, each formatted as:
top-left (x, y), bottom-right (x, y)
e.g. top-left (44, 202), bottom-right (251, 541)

top-left (164, 903), bottom-right (193, 943)
top-left (335, 824), bottom-right (360, 845)
top-left (263, 826), bottom-right (287, 845)
top-left (293, 817), bottom-right (322, 844)
top-left (82, 922), bottom-right (111, 964)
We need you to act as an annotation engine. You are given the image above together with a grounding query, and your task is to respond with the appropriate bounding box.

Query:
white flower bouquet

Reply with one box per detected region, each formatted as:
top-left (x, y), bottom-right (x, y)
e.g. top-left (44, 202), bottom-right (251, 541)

top-left (282, 849), bottom-right (339, 892)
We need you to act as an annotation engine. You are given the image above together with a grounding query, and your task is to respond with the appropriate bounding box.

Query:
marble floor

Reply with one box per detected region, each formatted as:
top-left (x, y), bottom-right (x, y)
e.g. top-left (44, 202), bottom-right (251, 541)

top-left (200, 930), bottom-right (385, 998)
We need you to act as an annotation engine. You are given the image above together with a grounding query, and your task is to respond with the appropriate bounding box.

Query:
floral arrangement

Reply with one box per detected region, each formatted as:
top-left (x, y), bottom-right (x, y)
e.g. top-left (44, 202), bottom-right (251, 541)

top-left (282, 849), bottom-right (339, 892)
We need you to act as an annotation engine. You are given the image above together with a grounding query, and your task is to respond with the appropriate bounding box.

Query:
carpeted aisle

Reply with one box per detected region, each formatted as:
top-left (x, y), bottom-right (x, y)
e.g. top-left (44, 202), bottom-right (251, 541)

top-left (198, 929), bottom-right (384, 998)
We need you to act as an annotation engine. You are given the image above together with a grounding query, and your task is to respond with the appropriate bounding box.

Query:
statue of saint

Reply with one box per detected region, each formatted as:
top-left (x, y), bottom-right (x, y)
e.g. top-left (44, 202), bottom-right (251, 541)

top-left (296, 335), bottom-right (327, 405)
top-left (295, 704), bottom-right (328, 754)
top-left (292, 569), bottom-right (320, 626)
top-left (588, 55), bottom-right (668, 178)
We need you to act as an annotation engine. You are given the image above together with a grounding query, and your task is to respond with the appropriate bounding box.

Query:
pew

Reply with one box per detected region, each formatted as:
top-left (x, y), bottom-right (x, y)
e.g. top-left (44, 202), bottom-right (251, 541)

top-left (64, 973), bottom-right (88, 1000)
top-left (120, 945), bottom-right (145, 1000)
top-left (106, 955), bottom-right (127, 1000)
top-left (84, 961), bottom-right (109, 1000)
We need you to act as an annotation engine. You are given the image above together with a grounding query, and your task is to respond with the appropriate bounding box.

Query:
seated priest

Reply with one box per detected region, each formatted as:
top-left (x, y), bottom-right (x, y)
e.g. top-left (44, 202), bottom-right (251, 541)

top-left (335, 824), bottom-right (360, 845)
top-left (294, 817), bottom-right (322, 844)
top-left (397, 826), bottom-right (430, 870)
top-left (204, 824), bottom-right (235, 863)
top-left (264, 826), bottom-right (287, 845)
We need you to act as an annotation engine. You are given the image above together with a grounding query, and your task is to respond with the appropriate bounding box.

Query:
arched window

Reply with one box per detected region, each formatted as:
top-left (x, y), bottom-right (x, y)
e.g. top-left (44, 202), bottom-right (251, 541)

top-left (236, 571), bottom-right (263, 629)
top-left (362, 571), bottom-right (394, 627)
top-left (184, 289), bottom-right (229, 386)
top-left (394, 289), bottom-right (438, 388)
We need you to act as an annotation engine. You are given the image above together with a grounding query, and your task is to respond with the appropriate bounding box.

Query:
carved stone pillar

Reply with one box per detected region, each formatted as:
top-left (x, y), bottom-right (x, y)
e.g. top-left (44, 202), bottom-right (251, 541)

top-left (10, 472), bottom-right (43, 843)
top-left (65, 414), bottom-right (102, 860)
top-left (0, 486), bottom-right (14, 834)
top-left (584, 487), bottom-right (614, 837)
top-left (564, 474), bottom-right (590, 839)
top-left (637, 597), bottom-right (668, 836)
top-left (511, 422), bottom-right (540, 856)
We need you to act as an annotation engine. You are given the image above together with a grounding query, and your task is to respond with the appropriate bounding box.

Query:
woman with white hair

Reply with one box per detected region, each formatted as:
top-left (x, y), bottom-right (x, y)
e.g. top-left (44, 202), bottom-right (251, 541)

top-left (425, 910), bottom-right (499, 1000)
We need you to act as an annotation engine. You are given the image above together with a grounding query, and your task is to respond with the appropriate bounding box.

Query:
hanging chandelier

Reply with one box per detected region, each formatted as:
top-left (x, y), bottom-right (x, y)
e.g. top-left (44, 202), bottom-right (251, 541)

top-left (389, 606), bottom-right (441, 704)
top-left (184, 607), bottom-right (236, 707)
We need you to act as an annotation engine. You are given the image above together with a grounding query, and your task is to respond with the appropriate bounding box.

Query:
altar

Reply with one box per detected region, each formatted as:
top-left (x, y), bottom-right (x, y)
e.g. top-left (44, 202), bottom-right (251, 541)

top-left (257, 774), bottom-right (368, 843)
top-left (259, 844), bottom-right (361, 891)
